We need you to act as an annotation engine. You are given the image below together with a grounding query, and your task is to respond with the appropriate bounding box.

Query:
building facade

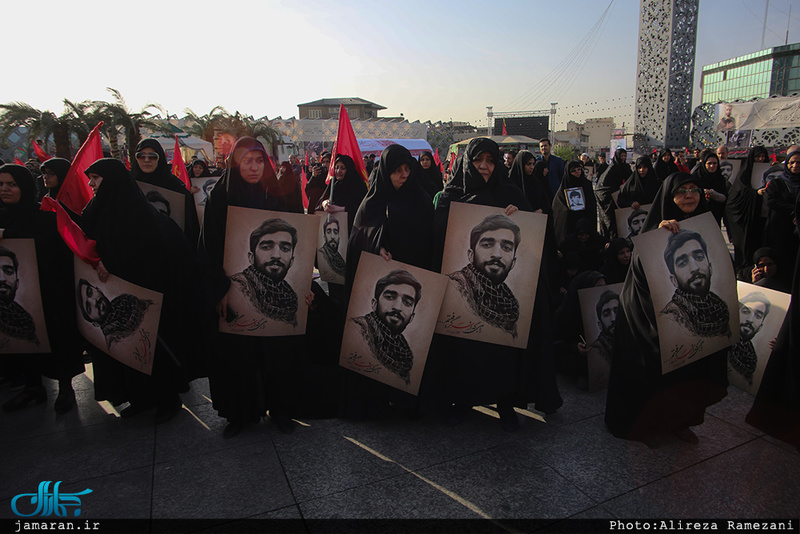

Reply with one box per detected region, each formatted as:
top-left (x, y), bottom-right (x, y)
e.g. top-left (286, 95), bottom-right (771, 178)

top-left (297, 98), bottom-right (386, 120)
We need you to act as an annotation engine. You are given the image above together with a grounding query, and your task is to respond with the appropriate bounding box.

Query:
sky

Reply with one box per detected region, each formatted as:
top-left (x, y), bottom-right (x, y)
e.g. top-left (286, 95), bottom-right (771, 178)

top-left (4, 0), bottom-right (799, 132)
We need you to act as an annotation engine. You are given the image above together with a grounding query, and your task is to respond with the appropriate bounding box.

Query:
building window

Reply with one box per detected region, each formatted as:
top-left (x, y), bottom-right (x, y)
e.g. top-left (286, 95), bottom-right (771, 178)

top-left (328, 107), bottom-right (339, 115)
top-left (309, 109), bottom-right (321, 119)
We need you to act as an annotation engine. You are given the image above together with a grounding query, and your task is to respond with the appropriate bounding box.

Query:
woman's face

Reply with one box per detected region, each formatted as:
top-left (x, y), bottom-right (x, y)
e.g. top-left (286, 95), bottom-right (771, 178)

top-left (705, 157), bottom-right (719, 173)
top-left (239, 151), bottom-right (265, 184)
top-left (754, 152), bottom-right (767, 163)
top-left (524, 157), bottom-right (535, 176)
top-left (673, 181), bottom-right (701, 214)
top-left (570, 165), bottom-right (582, 177)
top-left (637, 164), bottom-right (649, 177)
top-left (87, 173), bottom-right (103, 195)
top-left (420, 155), bottom-right (432, 169)
top-left (787, 154), bottom-right (800, 174)
top-left (43, 168), bottom-right (60, 189)
top-left (334, 161), bottom-right (347, 181)
top-left (390, 163), bottom-right (411, 190)
top-left (617, 247), bottom-right (632, 266)
top-left (662, 151), bottom-right (672, 162)
top-left (192, 163), bottom-right (204, 177)
top-left (472, 152), bottom-right (495, 182)
top-left (136, 147), bottom-right (159, 174)
top-left (0, 173), bottom-right (21, 204)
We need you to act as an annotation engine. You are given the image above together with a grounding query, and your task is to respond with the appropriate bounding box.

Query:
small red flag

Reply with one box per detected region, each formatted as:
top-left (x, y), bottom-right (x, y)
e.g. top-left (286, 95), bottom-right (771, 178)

top-left (32, 141), bottom-right (52, 162)
top-left (54, 122), bottom-right (102, 215)
top-left (171, 135), bottom-right (191, 191)
top-left (433, 149), bottom-right (444, 173)
top-left (41, 197), bottom-right (100, 267)
top-left (448, 153), bottom-right (456, 173)
top-left (301, 152), bottom-right (309, 209)
top-left (328, 104), bottom-right (368, 184)
top-left (14, 157), bottom-right (25, 165)
top-left (502, 119), bottom-right (508, 136)
top-left (124, 155), bottom-right (131, 170)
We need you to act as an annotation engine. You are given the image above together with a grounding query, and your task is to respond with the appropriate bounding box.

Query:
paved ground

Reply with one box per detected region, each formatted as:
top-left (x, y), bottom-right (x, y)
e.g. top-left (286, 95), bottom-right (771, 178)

top-left (1, 364), bottom-right (798, 533)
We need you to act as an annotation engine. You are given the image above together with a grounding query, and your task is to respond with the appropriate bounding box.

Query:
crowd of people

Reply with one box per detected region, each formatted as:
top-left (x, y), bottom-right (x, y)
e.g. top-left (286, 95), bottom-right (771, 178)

top-left (0, 136), bottom-right (798, 449)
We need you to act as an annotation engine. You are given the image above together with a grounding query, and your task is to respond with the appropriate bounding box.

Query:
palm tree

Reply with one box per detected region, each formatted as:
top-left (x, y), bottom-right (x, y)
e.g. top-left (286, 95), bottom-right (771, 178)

top-left (0, 102), bottom-right (72, 158)
top-left (183, 106), bottom-right (229, 142)
top-left (96, 87), bottom-right (172, 160)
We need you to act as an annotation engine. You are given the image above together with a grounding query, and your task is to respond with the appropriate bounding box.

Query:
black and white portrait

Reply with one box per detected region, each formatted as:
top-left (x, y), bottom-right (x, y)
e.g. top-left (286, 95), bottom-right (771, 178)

top-left (220, 207), bottom-right (317, 337)
top-left (436, 203), bottom-right (546, 348)
top-left (727, 282), bottom-right (791, 395)
top-left (750, 162), bottom-right (774, 189)
top-left (614, 204), bottom-right (652, 240)
top-left (719, 159), bottom-right (741, 184)
top-left (632, 212), bottom-right (738, 374)
top-left (146, 190), bottom-right (171, 217)
top-left (191, 176), bottom-right (219, 224)
top-left (565, 187), bottom-right (586, 211)
top-left (0, 241), bottom-right (50, 353)
top-left (74, 257), bottom-right (162, 374)
top-left (341, 252), bottom-right (447, 395)
top-left (579, 283), bottom-right (624, 392)
top-left (316, 212), bottom-right (348, 285)
top-left (137, 182), bottom-right (186, 231)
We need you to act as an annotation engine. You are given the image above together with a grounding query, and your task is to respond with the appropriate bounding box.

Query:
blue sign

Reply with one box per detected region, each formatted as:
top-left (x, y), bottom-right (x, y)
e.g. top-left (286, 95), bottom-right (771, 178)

top-left (11, 481), bottom-right (92, 517)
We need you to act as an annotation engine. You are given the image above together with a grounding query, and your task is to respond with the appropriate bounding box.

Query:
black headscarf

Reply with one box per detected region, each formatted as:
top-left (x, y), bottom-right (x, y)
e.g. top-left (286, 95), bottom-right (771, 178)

top-left (725, 146), bottom-right (769, 271)
top-left (189, 159), bottom-right (211, 178)
top-left (653, 149), bottom-right (679, 183)
top-left (0, 164), bottom-right (39, 215)
top-left (348, 144), bottom-right (434, 284)
top-left (691, 152), bottom-right (727, 224)
top-left (600, 238), bottom-right (632, 285)
top-left (40, 158), bottom-right (71, 199)
top-left (552, 161), bottom-right (598, 245)
top-left (778, 149), bottom-right (800, 195)
top-left (418, 151), bottom-right (443, 199)
top-left (762, 150), bottom-right (800, 264)
top-left (509, 150), bottom-right (549, 212)
top-left (317, 154), bottom-right (368, 230)
top-left (596, 147), bottom-right (631, 238)
top-left (642, 171), bottom-right (710, 233)
top-left (617, 156), bottom-right (658, 209)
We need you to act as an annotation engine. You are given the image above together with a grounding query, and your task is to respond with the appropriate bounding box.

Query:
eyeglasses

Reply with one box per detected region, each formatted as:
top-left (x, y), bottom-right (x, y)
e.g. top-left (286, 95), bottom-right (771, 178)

top-left (570, 167), bottom-right (582, 173)
top-left (135, 152), bottom-right (159, 162)
top-left (674, 188), bottom-right (702, 195)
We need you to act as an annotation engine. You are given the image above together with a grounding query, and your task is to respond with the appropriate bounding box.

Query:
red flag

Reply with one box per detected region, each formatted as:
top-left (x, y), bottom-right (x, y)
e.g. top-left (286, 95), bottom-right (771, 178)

top-left (433, 149), bottom-right (444, 174)
top-left (328, 104), bottom-right (368, 184)
top-left (502, 119), bottom-right (508, 136)
top-left (171, 135), bottom-right (191, 191)
top-left (32, 141), bottom-right (52, 162)
top-left (14, 157), bottom-right (25, 165)
top-left (300, 152), bottom-right (309, 209)
top-left (51, 122), bottom-right (102, 215)
top-left (448, 153), bottom-right (456, 173)
top-left (124, 155), bottom-right (131, 170)
top-left (41, 197), bottom-right (100, 267)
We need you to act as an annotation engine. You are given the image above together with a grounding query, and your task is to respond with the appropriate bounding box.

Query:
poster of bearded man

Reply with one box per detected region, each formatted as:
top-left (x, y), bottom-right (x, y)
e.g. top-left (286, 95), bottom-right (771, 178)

top-left (316, 211), bottom-right (349, 285)
top-left (219, 206), bottom-right (318, 337)
top-left (435, 203), bottom-right (547, 348)
top-left (579, 283), bottom-right (623, 392)
top-left (632, 212), bottom-right (739, 375)
top-left (614, 204), bottom-right (652, 240)
top-left (341, 252), bottom-right (447, 395)
top-left (727, 281), bottom-right (790, 395)
top-left (74, 257), bottom-right (162, 375)
top-left (137, 182), bottom-right (186, 231)
top-left (0, 239), bottom-right (50, 353)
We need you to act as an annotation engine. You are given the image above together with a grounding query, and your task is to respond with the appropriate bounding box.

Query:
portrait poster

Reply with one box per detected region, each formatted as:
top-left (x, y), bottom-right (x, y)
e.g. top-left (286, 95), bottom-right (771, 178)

top-left (191, 176), bottom-right (219, 225)
top-left (583, 164), bottom-right (595, 182)
top-left (74, 257), bottom-right (162, 375)
top-left (340, 252), bottom-right (447, 395)
top-left (137, 182), bottom-right (186, 231)
top-left (219, 206), bottom-right (318, 337)
top-left (725, 129), bottom-right (752, 150)
top-left (727, 282), bottom-right (791, 395)
top-left (631, 212), bottom-right (739, 375)
top-left (578, 283), bottom-right (624, 392)
top-left (0, 239), bottom-right (50, 354)
top-left (614, 203), bottom-right (653, 240)
top-left (565, 187), bottom-right (586, 212)
top-left (719, 159), bottom-right (741, 185)
top-left (435, 202), bottom-right (547, 348)
top-left (316, 211), bottom-right (349, 285)
top-left (752, 163), bottom-right (784, 190)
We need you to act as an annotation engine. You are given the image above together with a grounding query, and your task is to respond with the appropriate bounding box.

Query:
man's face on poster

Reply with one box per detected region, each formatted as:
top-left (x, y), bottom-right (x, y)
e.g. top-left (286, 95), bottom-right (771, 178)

top-left (324, 221), bottom-right (340, 250)
top-left (250, 231), bottom-right (295, 281)
top-left (720, 162), bottom-right (733, 181)
top-left (670, 239), bottom-right (712, 296)
top-left (739, 300), bottom-right (767, 342)
top-left (0, 256), bottom-right (19, 304)
top-left (598, 298), bottom-right (619, 336)
top-left (372, 283), bottom-right (416, 335)
top-left (569, 191), bottom-right (582, 208)
top-left (468, 228), bottom-right (517, 284)
top-left (80, 282), bottom-right (110, 324)
top-left (629, 213), bottom-right (647, 236)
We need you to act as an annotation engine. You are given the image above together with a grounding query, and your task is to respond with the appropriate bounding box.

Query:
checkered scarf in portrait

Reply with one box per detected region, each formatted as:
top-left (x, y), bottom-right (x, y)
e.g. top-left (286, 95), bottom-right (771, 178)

top-left (0, 300), bottom-right (38, 345)
top-left (450, 263), bottom-right (519, 338)
top-left (100, 294), bottom-right (153, 347)
top-left (231, 265), bottom-right (298, 326)
top-left (728, 340), bottom-right (757, 385)
top-left (352, 311), bottom-right (413, 385)
top-left (319, 243), bottom-right (347, 277)
top-left (659, 288), bottom-right (731, 338)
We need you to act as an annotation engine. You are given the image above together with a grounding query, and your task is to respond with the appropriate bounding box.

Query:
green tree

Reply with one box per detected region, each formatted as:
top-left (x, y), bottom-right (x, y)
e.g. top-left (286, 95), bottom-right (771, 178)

top-left (553, 144), bottom-right (577, 162)
top-left (95, 87), bottom-right (172, 161)
top-left (0, 102), bottom-right (72, 159)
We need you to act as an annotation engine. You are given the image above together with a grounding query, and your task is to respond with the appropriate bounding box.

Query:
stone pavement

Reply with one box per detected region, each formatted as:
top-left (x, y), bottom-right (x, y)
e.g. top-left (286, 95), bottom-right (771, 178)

top-left (1, 365), bottom-right (798, 533)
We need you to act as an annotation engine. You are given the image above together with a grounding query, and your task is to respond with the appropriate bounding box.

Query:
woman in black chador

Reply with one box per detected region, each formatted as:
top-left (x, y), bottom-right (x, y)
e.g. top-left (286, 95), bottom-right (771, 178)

top-left (40, 157), bottom-right (71, 199)
top-left (617, 156), bottom-right (658, 209)
top-left (595, 147), bottom-right (631, 239)
top-left (81, 158), bottom-right (202, 423)
top-left (509, 150), bottom-right (550, 214)
top-left (653, 149), bottom-right (679, 183)
top-left (316, 154), bottom-right (368, 234)
top-left (605, 171), bottom-right (728, 446)
top-left (0, 164), bottom-right (84, 414)
top-left (201, 136), bottom-right (307, 438)
top-left (428, 137), bottom-right (562, 431)
top-left (417, 150), bottom-right (443, 200)
top-left (725, 146), bottom-right (769, 277)
top-left (131, 138), bottom-right (200, 250)
top-left (762, 149), bottom-right (800, 274)
top-left (340, 145), bottom-right (434, 419)
top-left (552, 160), bottom-right (597, 246)
top-left (690, 151), bottom-right (727, 225)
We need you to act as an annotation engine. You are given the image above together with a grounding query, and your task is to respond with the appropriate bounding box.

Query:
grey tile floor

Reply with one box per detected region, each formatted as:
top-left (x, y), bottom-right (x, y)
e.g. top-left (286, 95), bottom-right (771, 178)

top-left (1, 366), bottom-right (798, 533)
